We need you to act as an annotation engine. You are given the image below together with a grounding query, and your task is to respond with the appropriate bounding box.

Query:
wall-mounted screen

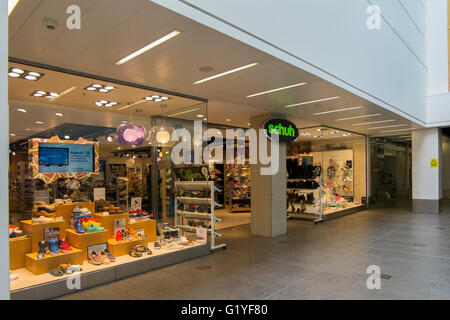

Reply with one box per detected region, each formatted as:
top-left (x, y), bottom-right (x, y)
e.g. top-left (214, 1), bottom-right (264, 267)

top-left (39, 147), bottom-right (69, 166)
top-left (38, 142), bottom-right (94, 173)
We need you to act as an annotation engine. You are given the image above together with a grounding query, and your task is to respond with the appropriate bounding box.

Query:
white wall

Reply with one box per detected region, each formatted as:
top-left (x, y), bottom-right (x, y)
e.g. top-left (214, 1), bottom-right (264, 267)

top-left (412, 128), bottom-right (442, 200)
top-left (1, 0), bottom-right (9, 299)
top-left (151, 0), bottom-right (427, 125)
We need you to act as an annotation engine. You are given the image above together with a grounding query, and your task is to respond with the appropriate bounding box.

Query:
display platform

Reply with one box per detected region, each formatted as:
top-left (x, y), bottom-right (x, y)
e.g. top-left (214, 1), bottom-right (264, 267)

top-left (10, 242), bottom-right (210, 300)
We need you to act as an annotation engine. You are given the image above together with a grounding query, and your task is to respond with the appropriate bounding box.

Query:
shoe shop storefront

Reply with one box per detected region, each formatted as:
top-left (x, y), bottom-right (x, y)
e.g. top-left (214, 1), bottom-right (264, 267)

top-left (8, 62), bottom-right (219, 299)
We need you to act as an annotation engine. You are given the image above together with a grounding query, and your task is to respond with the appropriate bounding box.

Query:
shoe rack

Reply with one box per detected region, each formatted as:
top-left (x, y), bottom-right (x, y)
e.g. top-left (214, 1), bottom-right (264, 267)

top-left (174, 181), bottom-right (226, 251)
top-left (225, 164), bottom-right (251, 213)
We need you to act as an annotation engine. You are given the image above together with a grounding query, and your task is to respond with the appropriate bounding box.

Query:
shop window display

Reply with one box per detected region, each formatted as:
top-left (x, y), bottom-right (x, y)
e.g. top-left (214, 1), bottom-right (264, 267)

top-left (287, 126), bottom-right (367, 221)
top-left (8, 63), bottom-right (213, 296)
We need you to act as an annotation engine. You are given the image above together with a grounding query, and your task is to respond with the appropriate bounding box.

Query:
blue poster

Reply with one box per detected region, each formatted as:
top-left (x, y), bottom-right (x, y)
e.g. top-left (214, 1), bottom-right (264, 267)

top-left (38, 142), bottom-right (94, 173)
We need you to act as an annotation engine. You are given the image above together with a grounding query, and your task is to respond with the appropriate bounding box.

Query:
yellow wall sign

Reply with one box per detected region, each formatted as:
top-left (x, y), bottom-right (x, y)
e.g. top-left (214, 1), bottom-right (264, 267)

top-left (430, 158), bottom-right (439, 168)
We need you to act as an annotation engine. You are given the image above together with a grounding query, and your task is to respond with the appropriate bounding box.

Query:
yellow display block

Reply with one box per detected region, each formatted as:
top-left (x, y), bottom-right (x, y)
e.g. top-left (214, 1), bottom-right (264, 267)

top-left (54, 202), bottom-right (95, 229)
top-left (9, 237), bottom-right (32, 270)
top-left (94, 213), bottom-right (129, 238)
top-left (107, 238), bottom-right (149, 257)
top-left (127, 219), bottom-right (157, 242)
top-left (25, 248), bottom-right (83, 275)
top-left (20, 220), bottom-right (67, 252)
top-left (66, 229), bottom-right (109, 260)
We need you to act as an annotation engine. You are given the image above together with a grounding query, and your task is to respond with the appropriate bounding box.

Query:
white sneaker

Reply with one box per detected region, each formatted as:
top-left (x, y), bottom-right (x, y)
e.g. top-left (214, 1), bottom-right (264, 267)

top-left (10, 272), bottom-right (18, 281)
top-left (80, 207), bottom-right (91, 214)
top-left (65, 265), bottom-right (82, 274)
top-left (32, 216), bottom-right (54, 223)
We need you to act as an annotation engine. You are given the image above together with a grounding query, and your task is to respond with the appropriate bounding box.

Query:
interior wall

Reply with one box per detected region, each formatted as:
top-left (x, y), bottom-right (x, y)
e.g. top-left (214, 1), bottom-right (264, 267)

top-left (442, 140), bottom-right (450, 199)
top-left (1, 0), bottom-right (9, 299)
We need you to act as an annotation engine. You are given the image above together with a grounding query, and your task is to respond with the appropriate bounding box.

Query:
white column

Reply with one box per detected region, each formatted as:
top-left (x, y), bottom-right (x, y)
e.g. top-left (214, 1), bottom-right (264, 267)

top-left (412, 128), bottom-right (442, 214)
top-left (250, 114), bottom-right (287, 237)
top-left (0, 0), bottom-right (10, 299)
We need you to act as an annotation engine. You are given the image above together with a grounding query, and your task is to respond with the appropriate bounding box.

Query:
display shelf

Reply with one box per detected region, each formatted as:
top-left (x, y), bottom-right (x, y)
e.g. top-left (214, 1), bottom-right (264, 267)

top-left (24, 248), bottom-right (83, 275)
top-left (20, 219), bottom-right (67, 252)
top-left (10, 237), bottom-right (32, 270)
top-left (127, 219), bottom-right (157, 241)
top-left (66, 229), bottom-right (109, 260)
top-left (175, 181), bottom-right (226, 250)
top-left (107, 238), bottom-right (149, 257)
top-left (94, 212), bottom-right (129, 238)
top-left (53, 202), bottom-right (95, 228)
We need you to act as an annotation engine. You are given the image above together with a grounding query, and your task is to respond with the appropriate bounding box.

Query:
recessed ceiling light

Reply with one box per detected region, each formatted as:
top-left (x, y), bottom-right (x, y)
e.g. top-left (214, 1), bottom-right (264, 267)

top-left (11, 68), bottom-right (24, 74)
top-left (8, 0), bottom-right (20, 16)
top-left (24, 75), bottom-right (37, 81)
top-left (313, 106), bottom-right (363, 115)
top-left (31, 91), bottom-right (59, 99)
top-left (64, 135), bottom-right (70, 139)
top-left (10, 134), bottom-right (16, 137)
top-left (35, 121), bottom-right (44, 124)
top-left (84, 83), bottom-right (115, 93)
top-left (8, 72), bottom-right (20, 78)
top-left (55, 113), bottom-right (63, 117)
top-left (25, 128), bottom-right (30, 131)
top-left (9, 68), bottom-right (44, 80)
top-left (28, 72), bottom-right (41, 77)
top-left (246, 82), bottom-right (307, 98)
top-left (197, 115), bottom-right (204, 118)
top-left (144, 95), bottom-right (170, 102)
top-left (107, 136), bottom-right (113, 142)
top-left (353, 120), bottom-right (395, 126)
top-left (152, 95), bottom-right (160, 99)
top-left (49, 92), bottom-right (59, 97)
top-left (226, 118), bottom-right (231, 122)
top-left (154, 99), bottom-right (162, 102)
top-left (95, 100), bottom-right (119, 107)
top-left (17, 108), bottom-right (26, 113)
top-left (336, 114), bottom-right (382, 121)
top-left (115, 30), bottom-right (181, 65)
top-left (95, 102), bottom-right (103, 107)
top-left (368, 124), bottom-right (408, 130)
top-left (194, 62), bottom-right (259, 85)
top-left (161, 97), bottom-right (169, 100)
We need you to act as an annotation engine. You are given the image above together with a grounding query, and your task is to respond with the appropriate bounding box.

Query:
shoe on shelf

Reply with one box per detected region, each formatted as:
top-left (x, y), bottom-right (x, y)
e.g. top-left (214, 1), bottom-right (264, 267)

top-left (49, 239), bottom-right (60, 255)
top-left (75, 222), bottom-right (85, 234)
top-left (100, 251), bottom-right (110, 264)
top-left (80, 207), bottom-right (91, 214)
top-left (59, 238), bottom-right (73, 253)
top-left (86, 224), bottom-right (104, 233)
top-left (72, 206), bottom-right (82, 215)
top-left (154, 242), bottom-right (161, 250)
top-left (33, 210), bottom-right (55, 218)
top-left (104, 249), bottom-right (116, 262)
top-left (89, 251), bottom-right (102, 265)
top-left (54, 199), bottom-right (64, 205)
top-left (32, 216), bottom-right (54, 223)
top-left (36, 206), bottom-right (56, 213)
top-left (65, 265), bottom-right (82, 274)
top-left (49, 266), bottom-right (64, 277)
top-left (9, 272), bottom-right (19, 281)
top-left (115, 231), bottom-right (122, 242)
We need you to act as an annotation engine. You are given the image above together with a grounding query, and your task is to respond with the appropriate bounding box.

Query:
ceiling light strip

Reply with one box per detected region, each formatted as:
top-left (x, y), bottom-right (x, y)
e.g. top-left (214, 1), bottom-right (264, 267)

top-left (284, 96), bottom-right (341, 108)
top-left (335, 114), bottom-right (382, 121)
top-left (381, 128), bottom-right (418, 133)
top-left (50, 86), bottom-right (77, 101)
top-left (115, 30), bottom-right (181, 65)
top-left (168, 108), bottom-right (201, 117)
top-left (194, 63), bottom-right (259, 85)
top-left (8, 0), bottom-right (20, 16)
top-left (118, 100), bottom-right (145, 111)
top-left (246, 82), bottom-right (307, 98)
top-left (313, 106), bottom-right (363, 115)
top-left (353, 120), bottom-right (395, 126)
top-left (368, 124), bottom-right (408, 130)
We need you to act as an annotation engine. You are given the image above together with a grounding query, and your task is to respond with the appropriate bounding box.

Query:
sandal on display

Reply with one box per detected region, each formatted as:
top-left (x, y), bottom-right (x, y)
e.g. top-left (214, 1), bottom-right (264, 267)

top-left (49, 266), bottom-right (64, 277)
top-left (88, 251), bottom-right (103, 265)
top-left (129, 245), bottom-right (152, 258)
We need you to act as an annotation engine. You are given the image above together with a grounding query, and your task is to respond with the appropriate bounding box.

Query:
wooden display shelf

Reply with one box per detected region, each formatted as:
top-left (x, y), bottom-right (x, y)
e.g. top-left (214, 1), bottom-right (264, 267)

top-left (53, 202), bottom-right (95, 229)
top-left (94, 213), bottom-right (129, 238)
top-left (127, 219), bottom-right (157, 242)
top-left (66, 229), bottom-right (109, 260)
top-left (20, 219), bottom-right (67, 252)
top-left (107, 238), bottom-right (149, 257)
top-left (9, 237), bottom-right (32, 270)
top-left (25, 248), bottom-right (83, 275)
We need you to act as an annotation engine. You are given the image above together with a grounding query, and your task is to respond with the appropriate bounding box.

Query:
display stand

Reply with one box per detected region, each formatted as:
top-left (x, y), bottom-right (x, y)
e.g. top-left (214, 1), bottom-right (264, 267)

top-left (10, 237), bottom-right (32, 270)
top-left (20, 219), bottom-right (67, 252)
top-left (107, 238), bottom-right (150, 257)
top-left (175, 181), bottom-right (226, 251)
top-left (53, 202), bottom-right (95, 229)
top-left (66, 229), bottom-right (109, 260)
top-left (24, 249), bottom-right (83, 275)
top-left (94, 212), bottom-right (129, 238)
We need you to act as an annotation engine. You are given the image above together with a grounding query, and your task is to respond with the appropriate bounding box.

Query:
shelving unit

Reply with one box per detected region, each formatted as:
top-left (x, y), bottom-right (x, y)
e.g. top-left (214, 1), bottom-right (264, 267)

top-left (225, 164), bottom-right (251, 213)
top-left (116, 177), bottom-right (129, 212)
top-left (175, 181), bottom-right (226, 251)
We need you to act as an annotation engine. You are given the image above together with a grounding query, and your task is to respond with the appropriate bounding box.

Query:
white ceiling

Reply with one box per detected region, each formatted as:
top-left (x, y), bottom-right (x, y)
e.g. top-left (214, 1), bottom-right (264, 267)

top-left (8, 0), bottom-right (423, 136)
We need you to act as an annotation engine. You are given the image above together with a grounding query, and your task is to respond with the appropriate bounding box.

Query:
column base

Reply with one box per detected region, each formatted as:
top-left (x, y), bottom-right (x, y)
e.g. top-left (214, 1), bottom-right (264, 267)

top-left (412, 199), bottom-right (441, 214)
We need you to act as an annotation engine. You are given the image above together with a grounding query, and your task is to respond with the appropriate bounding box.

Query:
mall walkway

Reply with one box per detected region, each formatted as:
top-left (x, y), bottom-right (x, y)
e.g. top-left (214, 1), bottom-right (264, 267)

top-left (57, 201), bottom-right (450, 300)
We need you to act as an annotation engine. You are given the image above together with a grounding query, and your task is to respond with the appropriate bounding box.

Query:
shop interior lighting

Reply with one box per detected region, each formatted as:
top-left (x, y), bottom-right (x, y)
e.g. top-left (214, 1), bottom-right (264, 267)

top-left (17, 109), bottom-right (26, 113)
top-left (168, 108), bottom-right (200, 117)
top-left (313, 106), bottom-right (363, 115)
top-left (115, 30), bottom-right (181, 65)
top-left (9, 68), bottom-right (44, 81)
top-left (95, 100), bottom-right (119, 107)
top-left (55, 113), bottom-right (63, 117)
top-left (285, 96), bottom-right (340, 108)
top-left (368, 124), bottom-right (408, 130)
top-left (145, 95), bottom-right (170, 102)
top-left (194, 63), bottom-right (259, 85)
top-left (85, 84), bottom-right (115, 92)
top-left (246, 82), bottom-right (307, 98)
top-left (381, 128), bottom-right (416, 133)
top-left (31, 91), bottom-right (59, 99)
top-left (335, 114), bottom-right (382, 121)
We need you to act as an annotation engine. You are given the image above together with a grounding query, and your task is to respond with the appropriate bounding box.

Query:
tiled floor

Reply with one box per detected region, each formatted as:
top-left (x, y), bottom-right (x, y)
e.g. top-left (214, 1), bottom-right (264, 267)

top-left (57, 200), bottom-right (450, 300)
